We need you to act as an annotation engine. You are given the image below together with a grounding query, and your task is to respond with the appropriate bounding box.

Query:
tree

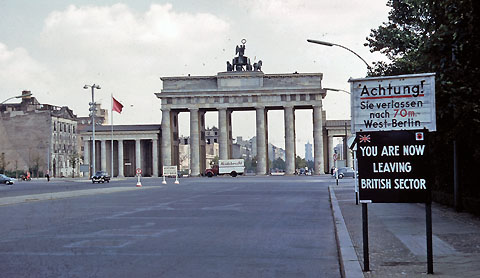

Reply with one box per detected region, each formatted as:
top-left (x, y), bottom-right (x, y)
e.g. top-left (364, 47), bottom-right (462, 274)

top-left (244, 156), bottom-right (257, 172)
top-left (295, 156), bottom-right (307, 169)
top-left (0, 153), bottom-right (9, 174)
top-left (366, 0), bottom-right (480, 213)
top-left (69, 152), bottom-right (80, 178)
top-left (271, 157), bottom-right (286, 171)
top-left (306, 160), bottom-right (314, 171)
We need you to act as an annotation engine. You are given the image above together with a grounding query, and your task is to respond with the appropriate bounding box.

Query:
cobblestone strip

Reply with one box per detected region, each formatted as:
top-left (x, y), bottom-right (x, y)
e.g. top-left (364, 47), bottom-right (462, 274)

top-left (329, 185), bottom-right (365, 278)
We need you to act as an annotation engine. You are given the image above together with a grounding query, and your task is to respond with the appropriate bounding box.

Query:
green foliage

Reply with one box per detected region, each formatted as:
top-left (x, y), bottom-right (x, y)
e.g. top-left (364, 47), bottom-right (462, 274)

top-left (69, 152), bottom-right (80, 178)
top-left (366, 0), bottom-right (480, 212)
top-left (295, 156), bottom-right (307, 169)
top-left (244, 157), bottom-right (257, 172)
top-left (306, 160), bottom-right (314, 170)
top-left (271, 157), bottom-right (286, 171)
top-left (0, 153), bottom-right (7, 174)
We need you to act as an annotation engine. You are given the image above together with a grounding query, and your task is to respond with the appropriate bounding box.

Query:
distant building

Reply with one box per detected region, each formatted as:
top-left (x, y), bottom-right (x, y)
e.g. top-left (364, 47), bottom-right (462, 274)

top-left (204, 127), bottom-right (219, 168)
top-left (76, 103), bottom-right (108, 129)
top-left (178, 136), bottom-right (190, 171)
top-left (0, 91), bottom-right (78, 177)
top-left (79, 124), bottom-right (161, 177)
top-left (305, 141), bottom-right (313, 162)
top-left (178, 127), bottom-right (220, 173)
top-left (270, 144), bottom-right (285, 162)
top-left (232, 136), bottom-right (252, 159)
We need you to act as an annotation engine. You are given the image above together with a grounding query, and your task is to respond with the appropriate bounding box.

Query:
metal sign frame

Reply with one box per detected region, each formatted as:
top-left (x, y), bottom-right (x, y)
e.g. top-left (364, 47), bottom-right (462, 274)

top-left (162, 165), bottom-right (177, 177)
top-left (349, 73), bottom-right (436, 133)
top-left (357, 130), bottom-right (430, 203)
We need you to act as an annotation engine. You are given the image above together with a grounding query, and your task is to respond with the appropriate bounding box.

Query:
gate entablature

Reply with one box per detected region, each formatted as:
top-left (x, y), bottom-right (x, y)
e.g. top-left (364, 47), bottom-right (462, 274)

top-left (157, 72), bottom-right (326, 111)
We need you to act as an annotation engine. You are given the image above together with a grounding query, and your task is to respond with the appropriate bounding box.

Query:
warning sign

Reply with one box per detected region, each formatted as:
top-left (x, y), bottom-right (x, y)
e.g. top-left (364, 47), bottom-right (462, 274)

top-left (357, 130), bottom-right (430, 203)
top-left (349, 73), bottom-right (436, 133)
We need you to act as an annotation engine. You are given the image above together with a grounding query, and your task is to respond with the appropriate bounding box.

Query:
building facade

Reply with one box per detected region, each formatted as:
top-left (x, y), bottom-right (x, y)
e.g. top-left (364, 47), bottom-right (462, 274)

top-left (80, 125), bottom-right (161, 177)
top-left (305, 141), bottom-right (313, 162)
top-left (0, 91), bottom-right (78, 177)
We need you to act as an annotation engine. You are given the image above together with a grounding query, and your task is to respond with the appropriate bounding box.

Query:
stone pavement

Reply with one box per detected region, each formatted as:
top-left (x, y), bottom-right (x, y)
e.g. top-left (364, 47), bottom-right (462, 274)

top-left (330, 180), bottom-right (480, 278)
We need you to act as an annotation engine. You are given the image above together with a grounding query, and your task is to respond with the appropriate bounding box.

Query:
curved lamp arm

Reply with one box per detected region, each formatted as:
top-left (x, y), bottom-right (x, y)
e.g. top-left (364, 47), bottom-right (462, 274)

top-left (307, 39), bottom-right (372, 70)
top-left (1, 92), bottom-right (32, 104)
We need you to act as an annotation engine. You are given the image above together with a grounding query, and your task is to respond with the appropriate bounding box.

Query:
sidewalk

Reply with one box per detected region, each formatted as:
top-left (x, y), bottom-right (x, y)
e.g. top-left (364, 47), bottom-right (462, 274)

top-left (330, 181), bottom-right (480, 277)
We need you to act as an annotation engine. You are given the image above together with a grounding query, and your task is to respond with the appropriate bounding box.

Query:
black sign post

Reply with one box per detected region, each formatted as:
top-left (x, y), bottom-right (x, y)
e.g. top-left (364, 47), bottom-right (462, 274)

top-left (356, 130), bottom-right (432, 274)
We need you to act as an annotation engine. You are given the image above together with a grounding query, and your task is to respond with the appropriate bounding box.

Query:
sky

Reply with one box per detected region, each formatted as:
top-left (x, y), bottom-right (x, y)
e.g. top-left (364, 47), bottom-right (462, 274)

top-left (0, 0), bottom-right (391, 158)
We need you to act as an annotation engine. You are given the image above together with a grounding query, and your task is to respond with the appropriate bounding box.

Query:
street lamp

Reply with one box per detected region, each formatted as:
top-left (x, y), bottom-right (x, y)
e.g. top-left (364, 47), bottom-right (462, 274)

top-left (84, 84), bottom-right (101, 177)
top-left (310, 40), bottom-right (368, 206)
top-left (307, 39), bottom-right (372, 70)
top-left (1, 92), bottom-right (33, 104)
top-left (323, 87), bottom-right (350, 94)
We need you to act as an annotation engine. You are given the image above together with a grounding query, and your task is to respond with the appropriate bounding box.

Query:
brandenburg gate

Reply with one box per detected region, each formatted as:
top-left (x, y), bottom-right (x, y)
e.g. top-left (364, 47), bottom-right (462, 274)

top-left (156, 41), bottom-right (330, 176)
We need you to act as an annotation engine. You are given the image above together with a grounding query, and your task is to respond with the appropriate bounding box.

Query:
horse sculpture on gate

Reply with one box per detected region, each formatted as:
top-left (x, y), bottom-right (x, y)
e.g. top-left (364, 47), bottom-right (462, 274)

top-left (226, 39), bottom-right (263, 72)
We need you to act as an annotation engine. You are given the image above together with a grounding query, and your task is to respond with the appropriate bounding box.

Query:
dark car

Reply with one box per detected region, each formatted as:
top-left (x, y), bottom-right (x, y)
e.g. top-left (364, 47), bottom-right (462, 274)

top-left (0, 174), bottom-right (15, 185)
top-left (91, 171), bottom-right (110, 183)
top-left (336, 167), bottom-right (356, 179)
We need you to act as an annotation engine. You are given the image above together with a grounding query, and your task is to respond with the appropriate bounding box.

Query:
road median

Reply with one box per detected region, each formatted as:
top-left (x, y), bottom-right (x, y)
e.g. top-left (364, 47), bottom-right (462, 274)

top-left (0, 186), bottom-right (161, 206)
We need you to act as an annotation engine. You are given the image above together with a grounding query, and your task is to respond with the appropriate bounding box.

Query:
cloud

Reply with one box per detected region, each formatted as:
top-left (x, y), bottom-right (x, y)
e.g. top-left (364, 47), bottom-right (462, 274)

top-left (34, 3), bottom-right (231, 123)
top-left (0, 43), bottom-right (54, 100)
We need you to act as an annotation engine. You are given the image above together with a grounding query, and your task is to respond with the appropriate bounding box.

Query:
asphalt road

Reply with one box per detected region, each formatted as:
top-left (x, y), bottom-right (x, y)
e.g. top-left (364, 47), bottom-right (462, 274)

top-left (0, 176), bottom-right (340, 278)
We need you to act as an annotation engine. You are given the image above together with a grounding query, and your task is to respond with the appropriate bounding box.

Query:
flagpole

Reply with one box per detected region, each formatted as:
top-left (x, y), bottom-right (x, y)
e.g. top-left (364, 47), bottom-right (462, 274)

top-left (111, 94), bottom-right (114, 177)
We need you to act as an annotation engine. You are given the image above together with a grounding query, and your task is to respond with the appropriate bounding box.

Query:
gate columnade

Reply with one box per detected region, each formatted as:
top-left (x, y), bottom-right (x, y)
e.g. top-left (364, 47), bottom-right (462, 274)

top-left (157, 71), bottom-right (329, 175)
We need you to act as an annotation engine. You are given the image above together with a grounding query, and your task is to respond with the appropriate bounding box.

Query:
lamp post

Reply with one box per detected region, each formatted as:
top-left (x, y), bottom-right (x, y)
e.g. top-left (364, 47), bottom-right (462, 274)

top-left (1, 92), bottom-right (32, 104)
top-left (84, 84), bottom-right (101, 177)
top-left (308, 39), bottom-right (372, 271)
top-left (307, 39), bottom-right (372, 70)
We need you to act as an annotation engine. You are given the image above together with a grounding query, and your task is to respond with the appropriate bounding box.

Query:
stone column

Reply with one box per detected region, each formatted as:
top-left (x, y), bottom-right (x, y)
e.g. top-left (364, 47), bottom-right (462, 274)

top-left (161, 109), bottom-right (172, 167)
top-left (328, 135), bottom-right (334, 171)
top-left (284, 106), bottom-right (296, 175)
top-left (118, 140), bottom-right (124, 177)
top-left (101, 140), bottom-right (107, 172)
top-left (190, 108), bottom-right (200, 176)
top-left (83, 139), bottom-right (90, 170)
top-left (227, 110), bottom-right (233, 158)
top-left (313, 105), bottom-right (324, 175)
top-left (218, 108), bottom-right (228, 160)
top-left (152, 138), bottom-right (159, 177)
top-left (256, 106), bottom-right (267, 175)
top-left (135, 139), bottom-right (141, 171)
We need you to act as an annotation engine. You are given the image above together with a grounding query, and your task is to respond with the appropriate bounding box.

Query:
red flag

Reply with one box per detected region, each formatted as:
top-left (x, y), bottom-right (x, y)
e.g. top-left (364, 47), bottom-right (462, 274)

top-left (112, 96), bottom-right (123, 113)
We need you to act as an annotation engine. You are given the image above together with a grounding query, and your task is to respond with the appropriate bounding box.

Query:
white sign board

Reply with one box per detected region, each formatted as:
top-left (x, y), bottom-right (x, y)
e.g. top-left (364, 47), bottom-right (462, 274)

top-left (163, 165), bottom-right (177, 177)
top-left (349, 73), bottom-right (436, 132)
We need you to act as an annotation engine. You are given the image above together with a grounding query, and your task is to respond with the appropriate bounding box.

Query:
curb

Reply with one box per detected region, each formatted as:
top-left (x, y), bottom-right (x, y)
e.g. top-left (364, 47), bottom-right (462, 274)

top-left (329, 185), bottom-right (364, 278)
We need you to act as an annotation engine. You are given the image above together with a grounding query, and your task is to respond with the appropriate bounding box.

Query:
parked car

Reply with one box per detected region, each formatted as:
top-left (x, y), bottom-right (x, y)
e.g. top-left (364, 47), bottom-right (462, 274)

top-left (336, 167), bottom-right (356, 179)
top-left (91, 171), bottom-right (110, 183)
top-left (0, 174), bottom-right (15, 185)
